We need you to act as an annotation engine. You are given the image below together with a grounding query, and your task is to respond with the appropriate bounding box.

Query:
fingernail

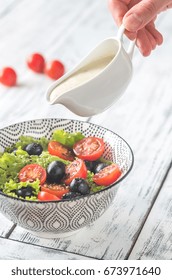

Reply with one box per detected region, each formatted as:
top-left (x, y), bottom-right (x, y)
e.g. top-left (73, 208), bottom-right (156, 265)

top-left (123, 13), bottom-right (143, 32)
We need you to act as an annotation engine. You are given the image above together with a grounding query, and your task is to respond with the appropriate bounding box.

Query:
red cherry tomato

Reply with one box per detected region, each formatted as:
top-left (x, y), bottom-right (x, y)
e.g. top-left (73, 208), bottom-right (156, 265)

top-left (0, 67), bottom-right (17, 87)
top-left (41, 183), bottom-right (69, 199)
top-left (64, 158), bottom-right (87, 185)
top-left (19, 164), bottom-right (47, 184)
top-left (48, 141), bottom-right (75, 161)
top-left (93, 164), bottom-right (122, 186)
top-left (73, 136), bottom-right (105, 161)
top-left (27, 53), bottom-right (45, 73)
top-left (38, 191), bottom-right (60, 201)
top-left (45, 60), bottom-right (65, 80)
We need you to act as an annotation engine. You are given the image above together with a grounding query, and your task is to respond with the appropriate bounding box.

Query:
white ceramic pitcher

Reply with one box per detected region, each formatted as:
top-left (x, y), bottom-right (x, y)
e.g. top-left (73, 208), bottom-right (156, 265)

top-left (46, 25), bottom-right (135, 117)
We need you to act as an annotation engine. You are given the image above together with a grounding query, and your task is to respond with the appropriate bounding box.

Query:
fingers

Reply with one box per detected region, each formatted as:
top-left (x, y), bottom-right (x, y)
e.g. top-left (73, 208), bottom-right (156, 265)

top-left (108, 0), bottom-right (128, 26)
top-left (123, 0), bottom-right (171, 32)
top-left (136, 23), bottom-right (163, 56)
top-left (108, 0), bottom-right (166, 56)
top-left (145, 23), bottom-right (163, 45)
top-left (108, 0), bottom-right (137, 40)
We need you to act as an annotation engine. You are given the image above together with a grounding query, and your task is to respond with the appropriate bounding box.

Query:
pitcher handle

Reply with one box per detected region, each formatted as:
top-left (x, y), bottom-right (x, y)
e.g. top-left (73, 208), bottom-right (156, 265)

top-left (117, 24), bottom-right (135, 60)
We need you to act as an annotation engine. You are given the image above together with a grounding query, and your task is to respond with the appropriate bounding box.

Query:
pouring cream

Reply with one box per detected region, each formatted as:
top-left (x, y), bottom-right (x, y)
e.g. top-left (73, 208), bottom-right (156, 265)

top-left (49, 55), bottom-right (114, 102)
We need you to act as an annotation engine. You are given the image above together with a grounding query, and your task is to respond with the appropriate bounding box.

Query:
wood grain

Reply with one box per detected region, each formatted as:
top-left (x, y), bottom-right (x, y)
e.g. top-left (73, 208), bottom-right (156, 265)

top-left (1, 0), bottom-right (172, 260)
top-left (0, 237), bottom-right (91, 259)
top-left (129, 167), bottom-right (172, 260)
top-left (0, 213), bottom-right (14, 237)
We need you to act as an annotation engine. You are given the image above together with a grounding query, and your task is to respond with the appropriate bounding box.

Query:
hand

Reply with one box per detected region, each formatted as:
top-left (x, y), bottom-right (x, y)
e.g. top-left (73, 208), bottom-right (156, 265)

top-left (109, 0), bottom-right (172, 56)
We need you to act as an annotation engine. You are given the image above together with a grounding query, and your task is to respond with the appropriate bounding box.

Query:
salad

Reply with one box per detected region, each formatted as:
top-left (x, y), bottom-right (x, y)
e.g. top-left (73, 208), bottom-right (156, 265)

top-left (0, 129), bottom-right (122, 201)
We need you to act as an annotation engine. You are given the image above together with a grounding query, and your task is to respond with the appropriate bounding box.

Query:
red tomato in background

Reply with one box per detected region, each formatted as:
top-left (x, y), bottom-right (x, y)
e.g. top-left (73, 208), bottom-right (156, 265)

top-left (93, 164), bottom-right (122, 186)
top-left (0, 67), bottom-right (17, 87)
top-left (27, 53), bottom-right (45, 73)
top-left (41, 183), bottom-right (69, 199)
top-left (19, 164), bottom-right (47, 184)
top-left (38, 191), bottom-right (60, 201)
top-left (73, 136), bottom-right (105, 161)
top-left (48, 141), bottom-right (74, 161)
top-left (45, 60), bottom-right (65, 80)
top-left (64, 158), bottom-right (87, 185)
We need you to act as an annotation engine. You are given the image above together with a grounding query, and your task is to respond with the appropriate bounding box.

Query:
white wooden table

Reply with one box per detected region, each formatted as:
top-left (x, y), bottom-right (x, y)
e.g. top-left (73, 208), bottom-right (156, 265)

top-left (0, 0), bottom-right (172, 260)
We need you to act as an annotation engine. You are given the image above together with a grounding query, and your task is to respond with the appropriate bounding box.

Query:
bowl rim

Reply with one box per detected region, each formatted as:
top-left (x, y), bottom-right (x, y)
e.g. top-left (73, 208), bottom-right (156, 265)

top-left (0, 117), bottom-right (134, 203)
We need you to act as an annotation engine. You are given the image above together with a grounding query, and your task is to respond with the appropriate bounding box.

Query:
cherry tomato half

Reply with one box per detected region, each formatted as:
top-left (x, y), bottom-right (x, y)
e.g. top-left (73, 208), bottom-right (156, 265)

top-left (45, 60), bottom-right (65, 80)
top-left (27, 53), bottom-right (45, 73)
top-left (19, 164), bottom-right (47, 184)
top-left (64, 158), bottom-right (87, 185)
top-left (41, 183), bottom-right (69, 199)
top-left (0, 67), bottom-right (17, 87)
top-left (73, 136), bottom-right (105, 161)
top-left (93, 163), bottom-right (122, 186)
top-left (48, 141), bottom-right (75, 161)
top-left (38, 191), bottom-right (60, 201)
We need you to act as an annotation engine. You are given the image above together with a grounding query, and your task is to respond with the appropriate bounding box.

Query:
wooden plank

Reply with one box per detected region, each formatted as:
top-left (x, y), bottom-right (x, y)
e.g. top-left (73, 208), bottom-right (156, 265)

top-left (0, 237), bottom-right (91, 260)
top-left (0, 0), bottom-right (97, 128)
top-left (0, 0), bottom-right (114, 129)
top-left (87, 11), bottom-right (172, 259)
top-left (0, 213), bottom-right (14, 237)
top-left (1, 0), bottom-right (172, 260)
top-left (0, 0), bottom-right (21, 19)
top-left (0, 0), bottom-right (110, 239)
top-left (129, 167), bottom-right (172, 260)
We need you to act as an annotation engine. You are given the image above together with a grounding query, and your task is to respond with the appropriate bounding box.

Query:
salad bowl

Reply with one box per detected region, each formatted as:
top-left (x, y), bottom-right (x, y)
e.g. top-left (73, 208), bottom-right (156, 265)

top-left (0, 118), bottom-right (134, 238)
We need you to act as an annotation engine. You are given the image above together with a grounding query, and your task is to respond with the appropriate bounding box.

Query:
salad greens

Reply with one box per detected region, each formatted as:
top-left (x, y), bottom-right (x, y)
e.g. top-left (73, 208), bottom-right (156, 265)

top-left (52, 129), bottom-right (84, 148)
top-left (5, 135), bottom-right (49, 152)
top-left (3, 180), bottom-right (40, 200)
top-left (0, 130), bottom-right (84, 199)
top-left (86, 171), bottom-right (104, 192)
top-left (0, 129), bottom-right (111, 201)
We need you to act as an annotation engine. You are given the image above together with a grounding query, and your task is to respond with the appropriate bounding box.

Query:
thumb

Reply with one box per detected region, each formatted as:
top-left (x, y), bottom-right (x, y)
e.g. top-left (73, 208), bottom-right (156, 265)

top-left (123, 0), bottom-right (170, 32)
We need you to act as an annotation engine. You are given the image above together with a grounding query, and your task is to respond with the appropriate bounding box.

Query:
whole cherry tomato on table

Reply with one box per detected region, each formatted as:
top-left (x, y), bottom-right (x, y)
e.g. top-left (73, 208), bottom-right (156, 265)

top-left (27, 53), bottom-right (45, 73)
top-left (45, 60), bottom-right (65, 80)
top-left (0, 67), bottom-right (17, 87)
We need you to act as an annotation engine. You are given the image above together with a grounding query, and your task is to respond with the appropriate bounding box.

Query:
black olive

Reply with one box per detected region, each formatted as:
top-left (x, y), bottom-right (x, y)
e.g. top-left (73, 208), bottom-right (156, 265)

top-left (84, 160), bottom-right (101, 173)
top-left (47, 161), bottom-right (65, 183)
top-left (24, 143), bottom-right (43, 156)
top-left (15, 186), bottom-right (34, 198)
top-left (62, 192), bottom-right (81, 200)
top-left (94, 162), bottom-right (109, 174)
top-left (11, 147), bottom-right (17, 154)
top-left (69, 178), bottom-right (90, 195)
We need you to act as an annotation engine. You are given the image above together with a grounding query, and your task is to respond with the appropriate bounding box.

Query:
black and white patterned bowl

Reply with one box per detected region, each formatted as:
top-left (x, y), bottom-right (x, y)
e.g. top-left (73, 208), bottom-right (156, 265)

top-left (0, 118), bottom-right (134, 237)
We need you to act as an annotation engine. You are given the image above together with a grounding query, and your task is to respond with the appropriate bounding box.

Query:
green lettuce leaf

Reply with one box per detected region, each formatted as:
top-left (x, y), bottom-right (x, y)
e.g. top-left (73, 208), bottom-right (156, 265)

top-left (29, 151), bottom-right (70, 168)
top-left (86, 170), bottom-right (105, 193)
top-left (52, 129), bottom-right (84, 147)
top-left (2, 179), bottom-right (40, 200)
top-left (5, 135), bottom-right (49, 152)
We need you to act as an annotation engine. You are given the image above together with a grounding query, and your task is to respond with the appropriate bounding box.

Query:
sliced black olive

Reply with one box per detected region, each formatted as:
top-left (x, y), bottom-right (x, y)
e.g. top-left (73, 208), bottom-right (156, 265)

top-left (24, 143), bottom-right (43, 156)
top-left (62, 192), bottom-right (81, 200)
top-left (94, 162), bottom-right (109, 174)
top-left (15, 186), bottom-right (34, 198)
top-left (47, 161), bottom-right (65, 183)
top-left (69, 178), bottom-right (90, 195)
